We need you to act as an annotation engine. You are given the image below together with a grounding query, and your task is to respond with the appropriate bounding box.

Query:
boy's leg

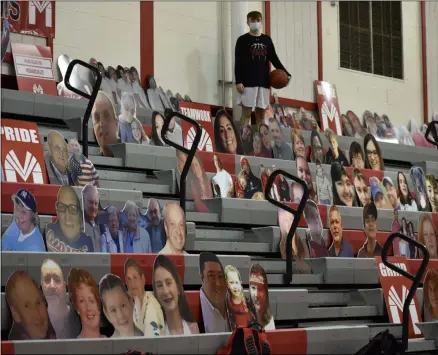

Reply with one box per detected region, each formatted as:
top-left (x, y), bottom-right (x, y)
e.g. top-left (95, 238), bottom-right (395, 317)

top-left (240, 106), bottom-right (253, 125)
top-left (255, 107), bottom-right (265, 126)
top-left (237, 87), bottom-right (256, 125)
top-left (255, 87), bottom-right (271, 125)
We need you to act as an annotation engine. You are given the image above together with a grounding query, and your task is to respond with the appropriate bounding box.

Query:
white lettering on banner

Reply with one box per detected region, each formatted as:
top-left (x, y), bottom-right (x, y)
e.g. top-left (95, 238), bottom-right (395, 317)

top-left (180, 107), bottom-right (211, 122)
top-left (321, 101), bottom-right (341, 134)
top-left (388, 285), bottom-right (421, 335)
top-left (29, 1), bottom-right (52, 28)
top-left (317, 85), bottom-right (337, 98)
top-left (15, 55), bottom-right (52, 69)
top-left (379, 263), bottom-right (408, 277)
top-left (186, 126), bottom-right (213, 152)
top-left (0, 126), bottom-right (40, 143)
top-left (33, 84), bottom-right (44, 94)
top-left (4, 150), bottom-right (44, 183)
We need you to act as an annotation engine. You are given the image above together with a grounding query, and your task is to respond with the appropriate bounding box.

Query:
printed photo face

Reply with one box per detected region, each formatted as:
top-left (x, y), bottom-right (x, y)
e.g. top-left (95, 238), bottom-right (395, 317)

top-left (125, 263), bottom-right (145, 301)
top-left (47, 130), bottom-right (69, 176)
top-left (329, 208), bottom-right (343, 244)
top-left (331, 163), bottom-right (354, 207)
top-left (57, 186), bottom-right (81, 239)
top-left (411, 167), bottom-right (431, 211)
top-left (296, 157), bottom-right (313, 191)
top-left (364, 210), bottom-right (377, 241)
top-left (310, 131), bottom-right (324, 163)
top-left (103, 286), bottom-right (134, 335)
top-left (304, 201), bottom-right (323, 238)
top-left (383, 178), bottom-right (399, 209)
top-left (426, 175), bottom-right (438, 212)
top-left (353, 174), bottom-right (370, 207)
top-left (420, 216), bottom-right (438, 259)
top-left (292, 131), bottom-right (305, 158)
top-left (240, 124), bottom-right (254, 155)
top-left (349, 142), bottom-right (365, 169)
top-left (397, 172), bottom-right (410, 201)
top-left (249, 264), bottom-right (274, 330)
top-left (6, 271), bottom-right (54, 340)
top-left (269, 118), bottom-right (283, 146)
top-left (82, 184), bottom-right (99, 224)
top-left (154, 265), bottom-right (179, 313)
top-left (341, 114), bottom-right (354, 137)
top-left (41, 260), bottom-right (66, 298)
top-left (365, 136), bottom-right (383, 171)
top-left (152, 112), bottom-right (166, 146)
top-left (162, 203), bottom-right (186, 254)
top-left (424, 269), bottom-right (438, 321)
top-left (259, 124), bottom-right (271, 153)
top-left (347, 111), bottom-right (364, 135)
top-left (91, 92), bottom-right (119, 156)
top-left (214, 111), bottom-right (240, 155)
top-left (13, 198), bottom-right (34, 235)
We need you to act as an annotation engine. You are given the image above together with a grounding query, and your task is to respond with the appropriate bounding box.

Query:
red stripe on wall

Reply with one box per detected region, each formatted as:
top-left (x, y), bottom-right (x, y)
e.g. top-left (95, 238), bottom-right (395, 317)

top-left (420, 1), bottom-right (429, 124)
top-left (140, 1), bottom-right (154, 88)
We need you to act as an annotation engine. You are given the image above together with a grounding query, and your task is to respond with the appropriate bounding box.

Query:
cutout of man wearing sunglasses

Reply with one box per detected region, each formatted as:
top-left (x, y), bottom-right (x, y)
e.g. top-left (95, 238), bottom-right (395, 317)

top-left (46, 186), bottom-right (94, 252)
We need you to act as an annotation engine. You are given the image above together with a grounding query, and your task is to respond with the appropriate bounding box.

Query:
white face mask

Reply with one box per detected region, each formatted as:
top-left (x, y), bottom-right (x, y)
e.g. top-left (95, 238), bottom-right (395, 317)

top-left (249, 22), bottom-right (262, 32)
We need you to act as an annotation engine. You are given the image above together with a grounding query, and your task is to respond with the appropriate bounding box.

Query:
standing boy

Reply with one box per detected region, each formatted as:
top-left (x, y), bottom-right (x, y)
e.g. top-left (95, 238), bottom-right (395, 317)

top-left (235, 11), bottom-right (290, 125)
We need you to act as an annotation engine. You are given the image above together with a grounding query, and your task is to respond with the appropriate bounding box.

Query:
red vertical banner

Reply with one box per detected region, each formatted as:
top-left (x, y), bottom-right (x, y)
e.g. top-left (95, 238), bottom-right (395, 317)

top-left (375, 256), bottom-right (423, 338)
top-left (314, 80), bottom-right (342, 135)
top-left (11, 42), bottom-right (57, 95)
top-left (5, 1), bottom-right (55, 38)
top-left (179, 102), bottom-right (215, 152)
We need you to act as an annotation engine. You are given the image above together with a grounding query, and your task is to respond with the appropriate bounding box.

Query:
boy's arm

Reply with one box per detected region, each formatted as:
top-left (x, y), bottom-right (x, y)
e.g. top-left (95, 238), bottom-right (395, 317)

top-left (268, 36), bottom-right (291, 77)
top-left (234, 36), bottom-right (244, 85)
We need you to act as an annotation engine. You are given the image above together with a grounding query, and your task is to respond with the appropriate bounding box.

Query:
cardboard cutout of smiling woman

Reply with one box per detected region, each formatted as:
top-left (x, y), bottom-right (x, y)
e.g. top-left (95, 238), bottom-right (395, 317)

top-left (303, 200), bottom-right (329, 258)
top-left (153, 255), bottom-right (200, 335)
top-left (214, 109), bottom-right (243, 155)
top-left (119, 200), bottom-right (152, 253)
top-left (199, 252), bottom-right (229, 333)
top-left (67, 268), bottom-right (106, 339)
top-left (118, 92), bottom-right (150, 145)
top-left (425, 175), bottom-right (438, 213)
top-left (224, 265), bottom-right (257, 331)
top-left (423, 269), bottom-right (438, 321)
top-left (151, 111), bottom-right (167, 146)
top-left (6, 270), bottom-right (57, 340)
top-left (331, 162), bottom-right (356, 207)
top-left (249, 264), bottom-right (275, 330)
top-left (296, 156), bottom-right (318, 203)
top-left (1, 188), bottom-right (45, 251)
top-left (46, 130), bottom-right (74, 185)
top-left (363, 133), bottom-right (384, 171)
top-left (410, 167), bottom-right (432, 212)
top-left (240, 123), bottom-right (254, 156)
top-left (99, 273), bottom-right (143, 338)
top-left (124, 258), bottom-right (165, 337)
top-left (417, 213), bottom-right (438, 260)
top-left (291, 129), bottom-right (306, 160)
top-left (396, 172), bottom-right (418, 211)
top-left (91, 91), bottom-right (120, 157)
top-left (67, 138), bottom-right (100, 187)
top-left (46, 185), bottom-right (95, 252)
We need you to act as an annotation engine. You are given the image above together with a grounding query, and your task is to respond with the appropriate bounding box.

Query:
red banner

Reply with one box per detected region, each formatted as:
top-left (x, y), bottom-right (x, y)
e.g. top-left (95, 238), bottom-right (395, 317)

top-left (11, 42), bottom-right (57, 95)
top-left (179, 102), bottom-right (215, 152)
top-left (375, 256), bottom-right (423, 339)
top-left (5, 1), bottom-right (55, 38)
top-left (314, 80), bottom-right (342, 135)
top-left (1, 119), bottom-right (48, 184)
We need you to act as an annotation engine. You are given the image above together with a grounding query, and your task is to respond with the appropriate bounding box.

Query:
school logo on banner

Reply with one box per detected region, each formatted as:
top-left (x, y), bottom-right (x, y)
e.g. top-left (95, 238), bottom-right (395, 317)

top-left (375, 256), bottom-right (423, 338)
top-left (1, 119), bottom-right (48, 184)
top-left (11, 42), bottom-right (57, 95)
top-left (314, 80), bottom-right (342, 136)
top-left (179, 102), bottom-right (215, 152)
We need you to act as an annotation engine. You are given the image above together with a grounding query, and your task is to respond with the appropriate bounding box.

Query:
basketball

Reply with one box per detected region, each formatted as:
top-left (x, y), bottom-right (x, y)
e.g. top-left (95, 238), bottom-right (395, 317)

top-left (269, 69), bottom-right (289, 89)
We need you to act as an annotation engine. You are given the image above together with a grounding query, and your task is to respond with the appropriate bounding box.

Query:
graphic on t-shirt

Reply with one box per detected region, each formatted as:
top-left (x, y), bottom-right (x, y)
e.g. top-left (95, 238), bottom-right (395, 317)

top-left (249, 264), bottom-right (275, 330)
top-left (199, 252), bottom-right (228, 333)
top-left (224, 265), bottom-right (257, 331)
top-left (1, 188), bottom-right (45, 252)
top-left (250, 42), bottom-right (267, 61)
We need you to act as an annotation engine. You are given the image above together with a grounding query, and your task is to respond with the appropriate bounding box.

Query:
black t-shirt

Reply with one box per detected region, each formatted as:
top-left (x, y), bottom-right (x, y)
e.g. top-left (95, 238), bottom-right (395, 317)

top-left (235, 33), bottom-right (289, 88)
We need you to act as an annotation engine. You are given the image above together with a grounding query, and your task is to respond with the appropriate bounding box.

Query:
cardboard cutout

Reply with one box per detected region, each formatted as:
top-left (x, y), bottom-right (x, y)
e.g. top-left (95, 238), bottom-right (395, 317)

top-left (106, 66), bottom-right (121, 105)
top-left (152, 255), bottom-right (200, 335)
top-left (67, 138), bottom-right (100, 187)
top-left (291, 129), bottom-right (306, 160)
top-left (310, 130), bottom-right (324, 164)
top-left (249, 264), bottom-right (275, 330)
top-left (357, 202), bottom-right (382, 258)
top-left (393, 217), bottom-right (417, 258)
top-left (277, 174), bottom-right (291, 202)
top-left (364, 133), bottom-right (384, 171)
top-left (349, 141), bottom-right (365, 169)
top-left (352, 169), bottom-right (370, 207)
top-left (346, 110), bottom-right (367, 137)
top-left (300, 107), bottom-right (319, 132)
top-left (46, 185), bottom-right (94, 252)
top-left (116, 65), bottom-right (133, 97)
top-left (396, 126), bottom-right (415, 146)
top-left (93, 61), bottom-right (116, 105)
top-left (224, 265), bottom-right (257, 331)
top-left (41, 260), bottom-right (81, 339)
top-left (417, 213), bottom-right (438, 260)
top-left (45, 130), bottom-right (73, 185)
top-left (99, 273), bottom-right (143, 337)
top-left (6, 270), bottom-right (57, 340)
top-left (123, 258), bottom-right (165, 336)
top-left (258, 124), bottom-right (273, 158)
top-left (142, 199), bottom-right (166, 253)
top-left (328, 205), bottom-right (354, 257)
top-left (159, 202), bottom-right (187, 255)
top-left (118, 92), bottom-right (150, 144)
top-left (1, 118), bottom-right (48, 184)
top-left (410, 167), bottom-right (431, 212)
top-left (324, 128), bottom-right (349, 166)
top-left (214, 109), bottom-right (243, 155)
top-left (81, 184), bottom-right (106, 252)
top-left (316, 161), bottom-right (332, 205)
top-left (397, 172), bottom-right (418, 212)
top-left (129, 66), bottom-right (149, 109)
top-left (272, 94), bottom-right (288, 128)
top-left (265, 165), bottom-right (280, 201)
top-left (120, 200), bottom-right (152, 253)
top-left (268, 117), bottom-right (293, 160)
top-left (176, 151), bottom-right (213, 212)
top-left (57, 54), bottom-right (92, 99)
top-left (240, 123), bottom-right (254, 156)
top-left (199, 252), bottom-right (229, 333)
top-left (238, 157), bottom-right (263, 200)
top-left (425, 175), bottom-right (438, 213)
top-left (423, 269), bottom-right (438, 321)
top-left (180, 102), bottom-right (215, 152)
top-left (67, 268), bottom-right (104, 339)
top-left (296, 156), bottom-right (317, 203)
top-left (100, 205), bottom-right (125, 253)
top-left (369, 177), bottom-right (393, 209)
top-left (314, 81), bottom-right (342, 135)
top-left (1, 188), bottom-right (46, 251)
top-left (331, 162), bottom-right (356, 207)
top-left (91, 91), bottom-right (120, 157)
top-left (212, 154), bottom-right (234, 198)
top-left (363, 110), bottom-right (378, 137)
top-left (410, 118), bottom-right (436, 148)
top-left (382, 176), bottom-right (400, 210)
top-left (303, 200), bottom-right (329, 257)
top-left (151, 112), bottom-right (167, 147)
top-left (341, 114), bottom-right (355, 137)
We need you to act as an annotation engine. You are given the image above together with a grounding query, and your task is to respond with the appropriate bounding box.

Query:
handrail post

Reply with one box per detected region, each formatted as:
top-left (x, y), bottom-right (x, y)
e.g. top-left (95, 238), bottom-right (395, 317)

top-left (424, 120), bottom-right (438, 147)
top-left (160, 111), bottom-right (202, 213)
top-left (64, 59), bottom-right (102, 158)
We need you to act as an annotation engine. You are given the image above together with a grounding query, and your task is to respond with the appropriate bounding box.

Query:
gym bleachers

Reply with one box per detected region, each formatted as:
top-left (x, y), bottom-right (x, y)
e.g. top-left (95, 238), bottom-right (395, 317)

top-left (1, 85), bottom-right (438, 354)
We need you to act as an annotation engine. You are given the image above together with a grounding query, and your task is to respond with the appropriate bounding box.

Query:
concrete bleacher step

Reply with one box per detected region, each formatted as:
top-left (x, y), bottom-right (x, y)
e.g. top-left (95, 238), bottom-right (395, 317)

top-left (368, 323), bottom-right (403, 339)
top-left (417, 322), bottom-right (438, 343)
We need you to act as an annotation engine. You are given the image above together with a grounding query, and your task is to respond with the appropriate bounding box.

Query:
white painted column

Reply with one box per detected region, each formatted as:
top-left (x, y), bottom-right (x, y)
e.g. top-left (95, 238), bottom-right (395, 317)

top-left (231, 1), bottom-right (248, 122)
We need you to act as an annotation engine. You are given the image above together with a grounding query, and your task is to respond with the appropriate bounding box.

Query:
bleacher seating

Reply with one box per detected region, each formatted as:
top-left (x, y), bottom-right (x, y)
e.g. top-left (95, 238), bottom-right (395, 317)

top-left (1, 85), bottom-right (438, 355)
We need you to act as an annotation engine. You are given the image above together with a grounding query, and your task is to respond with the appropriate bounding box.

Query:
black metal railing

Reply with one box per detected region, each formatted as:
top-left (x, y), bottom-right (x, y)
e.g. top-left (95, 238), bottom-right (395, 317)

top-left (381, 232), bottom-right (430, 350)
top-left (424, 120), bottom-right (438, 147)
top-left (161, 111), bottom-right (201, 213)
top-left (264, 170), bottom-right (308, 284)
top-left (64, 59), bottom-right (101, 158)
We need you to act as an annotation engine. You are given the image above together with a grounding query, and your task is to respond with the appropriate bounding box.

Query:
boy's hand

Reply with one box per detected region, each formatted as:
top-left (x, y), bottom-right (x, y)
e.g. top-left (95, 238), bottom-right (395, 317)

top-left (236, 83), bottom-right (245, 94)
